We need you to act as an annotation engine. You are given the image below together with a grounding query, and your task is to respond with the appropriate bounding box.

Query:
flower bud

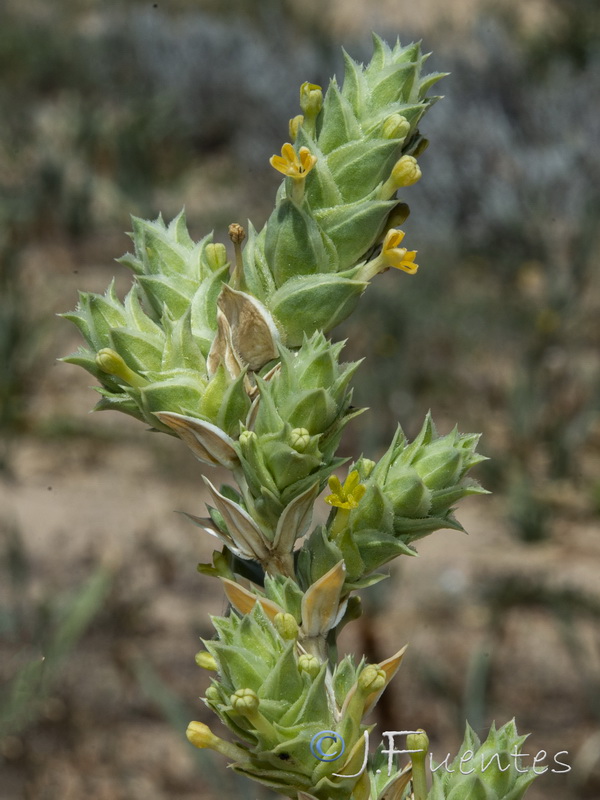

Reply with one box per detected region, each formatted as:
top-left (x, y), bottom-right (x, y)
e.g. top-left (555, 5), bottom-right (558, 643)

top-left (298, 653), bottom-right (321, 679)
top-left (289, 428), bottom-right (311, 452)
top-left (96, 348), bottom-right (146, 388)
top-left (274, 612), bottom-right (299, 640)
top-left (354, 458), bottom-right (376, 480)
top-left (407, 729), bottom-right (429, 756)
top-left (407, 729), bottom-right (429, 800)
top-left (228, 223), bottom-right (246, 246)
top-left (230, 688), bottom-right (279, 745)
top-left (195, 651), bottom-right (218, 670)
top-left (358, 665), bottom-right (386, 693)
top-left (299, 82), bottom-right (323, 118)
top-left (187, 720), bottom-right (252, 763)
top-left (186, 721), bottom-right (220, 750)
top-left (231, 688), bottom-right (259, 713)
top-left (212, 550), bottom-right (235, 579)
top-left (205, 242), bottom-right (228, 271)
top-left (239, 429), bottom-right (258, 447)
top-left (289, 114), bottom-right (304, 141)
top-left (381, 113), bottom-right (410, 140)
top-left (204, 685), bottom-right (220, 703)
top-left (391, 155), bottom-right (421, 187)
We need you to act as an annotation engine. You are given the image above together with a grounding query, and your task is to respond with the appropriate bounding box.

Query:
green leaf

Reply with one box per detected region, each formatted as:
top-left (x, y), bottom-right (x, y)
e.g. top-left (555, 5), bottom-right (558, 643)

top-left (136, 274), bottom-right (198, 319)
top-left (264, 198), bottom-right (334, 287)
top-left (340, 49), bottom-right (367, 116)
top-left (108, 328), bottom-right (164, 372)
top-left (326, 139), bottom-right (401, 202)
top-left (205, 642), bottom-right (266, 692)
top-left (317, 80), bottom-right (362, 155)
top-left (258, 643), bottom-right (304, 704)
top-left (313, 197), bottom-right (396, 268)
top-left (269, 271), bottom-right (367, 347)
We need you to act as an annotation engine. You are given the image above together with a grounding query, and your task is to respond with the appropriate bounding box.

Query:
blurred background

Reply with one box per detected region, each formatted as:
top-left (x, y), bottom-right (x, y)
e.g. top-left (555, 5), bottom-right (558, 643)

top-left (1, 0), bottom-right (599, 798)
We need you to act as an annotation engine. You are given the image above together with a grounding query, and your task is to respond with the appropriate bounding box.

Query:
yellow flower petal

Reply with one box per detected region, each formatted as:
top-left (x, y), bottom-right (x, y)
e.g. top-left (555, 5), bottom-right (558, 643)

top-left (325, 470), bottom-right (366, 509)
top-left (383, 229), bottom-right (406, 250)
top-left (328, 474), bottom-right (343, 495)
top-left (344, 470), bottom-right (361, 493)
top-left (269, 155), bottom-right (290, 175)
top-left (281, 142), bottom-right (296, 161)
top-left (381, 229), bottom-right (419, 274)
top-left (353, 483), bottom-right (367, 503)
top-left (299, 147), bottom-right (317, 174)
top-left (392, 251), bottom-right (418, 274)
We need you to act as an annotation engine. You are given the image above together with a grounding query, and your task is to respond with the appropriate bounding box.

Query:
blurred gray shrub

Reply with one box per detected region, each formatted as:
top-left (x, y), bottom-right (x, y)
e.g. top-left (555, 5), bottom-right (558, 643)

top-left (408, 17), bottom-right (599, 262)
top-left (112, 6), bottom-right (340, 171)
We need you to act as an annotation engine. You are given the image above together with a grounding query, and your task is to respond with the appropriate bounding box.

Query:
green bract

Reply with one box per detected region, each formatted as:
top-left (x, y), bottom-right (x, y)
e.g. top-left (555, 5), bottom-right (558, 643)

top-left (429, 721), bottom-right (539, 800)
top-left (61, 212), bottom-right (250, 437)
top-left (354, 412), bottom-right (488, 542)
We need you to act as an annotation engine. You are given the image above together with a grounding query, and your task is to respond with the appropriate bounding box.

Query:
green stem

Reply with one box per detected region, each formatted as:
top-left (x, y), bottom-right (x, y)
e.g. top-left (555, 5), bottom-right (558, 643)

top-left (329, 507), bottom-right (350, 539)
top-left (291, 177), bottom-right (305, 205)
top-left (407, 730), bottom-right (429, 800)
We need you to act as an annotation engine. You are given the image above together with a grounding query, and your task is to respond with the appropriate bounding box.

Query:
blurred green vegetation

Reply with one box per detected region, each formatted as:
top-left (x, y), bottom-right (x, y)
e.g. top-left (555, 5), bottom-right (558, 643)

top-left (0, 526), bottom-right (114, 739)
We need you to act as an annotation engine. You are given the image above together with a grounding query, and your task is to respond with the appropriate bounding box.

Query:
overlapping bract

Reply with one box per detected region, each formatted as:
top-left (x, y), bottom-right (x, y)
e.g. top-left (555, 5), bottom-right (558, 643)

top-left (61, 212), bottom-right (250, 437)
top-left (238, 333), bottom-right (362, 528)
top-left (429, 721), bottom-right (538, 800)
top-left (197, 601), bottom-right (406, 800)
top-left (242, 35), bottom-right (444, 345)
top-left (297, 413), bottom-right (488, 590)
top-left (353, 412), bottom-right (488, 542)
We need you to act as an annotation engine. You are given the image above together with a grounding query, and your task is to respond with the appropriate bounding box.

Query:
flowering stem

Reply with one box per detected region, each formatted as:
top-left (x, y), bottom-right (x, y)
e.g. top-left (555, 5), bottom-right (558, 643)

top-left (407, 730), bottom-right (430, 800)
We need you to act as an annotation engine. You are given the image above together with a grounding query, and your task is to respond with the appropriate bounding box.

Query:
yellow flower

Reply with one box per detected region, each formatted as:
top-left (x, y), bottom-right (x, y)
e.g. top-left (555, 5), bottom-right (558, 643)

top-left (382, 229), bottom-right (418, 274)
top-left (325, 470), bottom-right (366, 510)
top-left (270, 143), bottom-right (317, 179)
